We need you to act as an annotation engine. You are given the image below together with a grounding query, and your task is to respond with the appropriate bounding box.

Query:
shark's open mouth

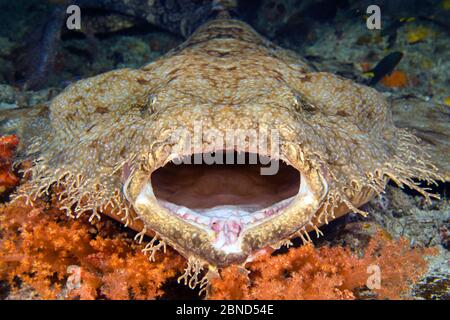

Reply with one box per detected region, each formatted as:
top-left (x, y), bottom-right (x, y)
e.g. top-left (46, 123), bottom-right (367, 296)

top-left (148, 151), bottom-right (301, 253)
top-left (128, 149), bottom-right (326, 265)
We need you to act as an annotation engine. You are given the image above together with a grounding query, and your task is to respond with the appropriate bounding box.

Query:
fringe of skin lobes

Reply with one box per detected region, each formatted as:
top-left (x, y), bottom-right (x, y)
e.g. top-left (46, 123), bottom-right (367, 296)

top-left (14, 155), bottom-right (135, 228)
top-left (312, 130), bottom-right (442, 232)
top-left (9, 125), bottom-right (443, 296)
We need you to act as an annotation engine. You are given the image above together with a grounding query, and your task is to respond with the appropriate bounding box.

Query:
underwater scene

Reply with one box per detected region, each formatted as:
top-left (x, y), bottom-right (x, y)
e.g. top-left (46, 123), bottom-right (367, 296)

top-left (0, 0), bottom-right (448, 301)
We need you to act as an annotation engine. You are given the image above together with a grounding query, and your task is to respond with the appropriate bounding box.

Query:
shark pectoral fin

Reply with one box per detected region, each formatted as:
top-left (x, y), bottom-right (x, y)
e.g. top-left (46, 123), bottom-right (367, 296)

top-left (0, 104), bottom-right (50, 153)
top-left (391, 97), bottom-right (450, 181)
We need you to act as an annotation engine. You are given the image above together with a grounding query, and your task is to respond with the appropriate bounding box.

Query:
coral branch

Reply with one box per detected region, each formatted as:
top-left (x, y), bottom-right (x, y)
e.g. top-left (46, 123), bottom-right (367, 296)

top-left (0, 135), bottom-right (19, 194)
top-left (0, 198), bottom-right (184, 299)
top-left (209, 232), bottom-right (435, 300)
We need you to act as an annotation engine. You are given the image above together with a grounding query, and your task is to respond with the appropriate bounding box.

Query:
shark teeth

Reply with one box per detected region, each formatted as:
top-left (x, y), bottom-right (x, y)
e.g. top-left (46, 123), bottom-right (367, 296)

top-left (157, 197), bottom-right (294, 253)
top-left (134, 171), bottom-right (315, 254)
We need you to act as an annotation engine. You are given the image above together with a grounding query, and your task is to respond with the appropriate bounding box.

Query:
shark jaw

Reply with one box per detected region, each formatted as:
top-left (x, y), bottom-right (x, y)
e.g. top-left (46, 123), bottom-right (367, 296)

top-left (126, 150), bottom-right (327, 267)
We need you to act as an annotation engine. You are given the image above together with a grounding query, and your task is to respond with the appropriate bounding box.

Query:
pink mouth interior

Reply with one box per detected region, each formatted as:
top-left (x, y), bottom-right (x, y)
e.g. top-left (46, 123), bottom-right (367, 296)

top-left (148, 151), bottom-right (301, 251)
top-left (151, 151), bottom-right (300, 211)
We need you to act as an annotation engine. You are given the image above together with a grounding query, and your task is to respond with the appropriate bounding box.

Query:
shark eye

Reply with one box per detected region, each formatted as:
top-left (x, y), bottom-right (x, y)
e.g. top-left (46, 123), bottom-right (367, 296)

top-left (293, 94), bottom-right (317, 113)
top-left (149, 94), bottom-right (157, 113)
top-left (139, 94), bottom-right (157, 117)
top-left (293, 95), bottom-right (301, 111)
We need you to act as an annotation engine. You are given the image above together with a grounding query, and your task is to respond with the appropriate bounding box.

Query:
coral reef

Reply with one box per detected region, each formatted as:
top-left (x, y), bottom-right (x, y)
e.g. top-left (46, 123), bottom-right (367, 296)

top-left (406, 26), bottom-right (434, 44)
top-left (0, 194), bottom-right (436, 300)
top-left (209, 232), bottom-right (435, 300)
top-left (0, 135), bottom-right (19, 195)
top-left (0, 197), bottom-right (185, 300)
top-left (366, 186), bottom-right (449, 248)
top-left (444, 96), bottom-right (450, 106)
top-left (380, 70), bottom-right (409, 88)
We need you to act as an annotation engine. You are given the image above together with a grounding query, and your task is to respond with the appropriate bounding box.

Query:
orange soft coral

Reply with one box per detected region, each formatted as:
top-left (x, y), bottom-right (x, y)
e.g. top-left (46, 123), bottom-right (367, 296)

top-left (0, 135), bottom-right (19, 194)
top-left (381, 71), bottom-right (409, 88)
top-left (209, 233), bottom-right (435, 300)
top-left (0, 198), bottom-right (185, 299)
top-left (0, 196), bottom-right (434, 300)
